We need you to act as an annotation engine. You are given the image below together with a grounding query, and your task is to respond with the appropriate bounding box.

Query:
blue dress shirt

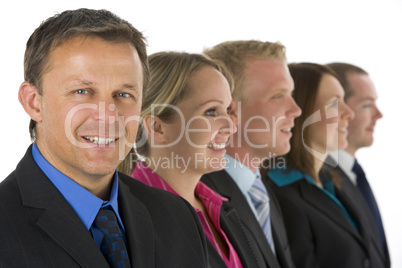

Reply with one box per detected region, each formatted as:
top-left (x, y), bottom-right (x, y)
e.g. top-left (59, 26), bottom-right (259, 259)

top-left (224, 154), bottom-right (265, 218)
top-left (269, 167), bottom-right (359, 231)
top-left (31, 143), bottom-right (126, 248)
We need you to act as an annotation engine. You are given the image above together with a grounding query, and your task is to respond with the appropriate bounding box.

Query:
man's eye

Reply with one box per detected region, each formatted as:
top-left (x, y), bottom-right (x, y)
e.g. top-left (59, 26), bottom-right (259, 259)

top-left (362, 103), bottom-right (373, 108)
top-left (76, 89), bottom-right (88, 94)
top-left (118, 92), bottom-right (131, 98)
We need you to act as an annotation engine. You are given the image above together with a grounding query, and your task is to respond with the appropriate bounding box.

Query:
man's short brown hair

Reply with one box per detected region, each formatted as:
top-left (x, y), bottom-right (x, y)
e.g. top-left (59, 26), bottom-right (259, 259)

top-left (326, 62), bottom-right (368, 101)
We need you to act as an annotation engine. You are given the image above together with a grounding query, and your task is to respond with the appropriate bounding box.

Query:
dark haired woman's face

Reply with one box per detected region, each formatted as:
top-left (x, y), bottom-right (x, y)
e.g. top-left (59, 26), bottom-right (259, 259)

top-left (308, 74), bottom-right (354, 154)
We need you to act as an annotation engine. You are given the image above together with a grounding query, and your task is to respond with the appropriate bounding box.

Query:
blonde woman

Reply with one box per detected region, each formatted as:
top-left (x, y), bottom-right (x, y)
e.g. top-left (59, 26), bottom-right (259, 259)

top-left (123, 52), bottom-right (264, 268)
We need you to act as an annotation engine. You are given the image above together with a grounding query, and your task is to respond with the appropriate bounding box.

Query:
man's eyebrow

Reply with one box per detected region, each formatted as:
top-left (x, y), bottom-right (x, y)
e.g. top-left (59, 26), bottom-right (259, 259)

top-left (120, 83), bottom-right (140, 91)
top-left (65, 80), bottom-right (140, 92)
top-left (360, 96), bottom-right (376, 102)
top-left (66, 79), bottom-right (95, 88)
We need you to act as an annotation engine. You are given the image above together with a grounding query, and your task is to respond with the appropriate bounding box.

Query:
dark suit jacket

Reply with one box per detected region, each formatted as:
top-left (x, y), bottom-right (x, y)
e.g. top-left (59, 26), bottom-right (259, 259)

top-left (268, 172), bottom-right (379, 268)
top-left (327, 156), bottom-right (390, 268)
top-left (0, 146), bottom-right (208, 267)
top-left (199, 198), bottom-right (265, 268)
top-left (202, 170), bottom-right (295, 268)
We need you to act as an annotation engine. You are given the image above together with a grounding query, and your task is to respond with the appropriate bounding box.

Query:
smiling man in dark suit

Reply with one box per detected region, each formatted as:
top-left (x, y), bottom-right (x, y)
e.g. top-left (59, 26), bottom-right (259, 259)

top-left (201, 41), bottom-right (301, 268)
top-left (326, 62), bottom-right (389, 268)
top-left (0, 8), bottom-right (208, 268)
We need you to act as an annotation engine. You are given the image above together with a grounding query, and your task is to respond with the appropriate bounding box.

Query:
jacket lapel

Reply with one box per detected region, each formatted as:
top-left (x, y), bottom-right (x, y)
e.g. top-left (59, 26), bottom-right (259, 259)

top-left (330, 158), bottom-right (388, 263)
top-left (331, 156), bottom-right (390, 266)
top-left (16, 146), bottom-right (108, 268)
top-left (336, 185), bottom-right (386, 260)
top-left (337, 167), bottom-right (384, 247)
top-left (264, 180), bottom-right (294, 268)
top-left (36, 199), bottom-right (108, 267)
top-left (298, 181), bottom-right (363, 242)
top-left (220, 201), bottom-right (257, 267)
top-left (203, 170), bottom-right (280, 268)
top-left (118, 176), bottom-right (155, 267)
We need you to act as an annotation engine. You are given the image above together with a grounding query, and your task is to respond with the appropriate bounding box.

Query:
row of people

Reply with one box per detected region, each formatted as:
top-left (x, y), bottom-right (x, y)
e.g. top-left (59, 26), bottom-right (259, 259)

top-left (0, 8), bottom-right (388, 268)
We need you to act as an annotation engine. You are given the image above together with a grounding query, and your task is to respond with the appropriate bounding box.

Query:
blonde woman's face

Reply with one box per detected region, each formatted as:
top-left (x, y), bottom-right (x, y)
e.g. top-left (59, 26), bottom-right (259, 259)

top-left (161, 66), bottom-right (236, 173)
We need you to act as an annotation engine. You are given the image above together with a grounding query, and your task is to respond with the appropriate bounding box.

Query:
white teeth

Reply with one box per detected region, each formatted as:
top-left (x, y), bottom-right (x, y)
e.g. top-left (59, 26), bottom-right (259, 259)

top-left (84, 137), bottom-right (116, 145)
top-left (208, 143), bottom-right (226, 150)
top-left (282, 128), bottom-right (291, 132)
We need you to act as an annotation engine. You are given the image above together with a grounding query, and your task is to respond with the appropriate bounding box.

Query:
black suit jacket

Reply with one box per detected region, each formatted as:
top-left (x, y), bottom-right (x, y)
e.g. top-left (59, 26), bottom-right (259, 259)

top-left (0, 146), bottom-right (208, 267)
top-left (327, 156), bottom-right (390, 268)
top-left (203, 199), bottom-right (266, 268)
top-left (201, 170), bottom-right (295, 268)
top-left (268, 172), bottom-right (379, 268)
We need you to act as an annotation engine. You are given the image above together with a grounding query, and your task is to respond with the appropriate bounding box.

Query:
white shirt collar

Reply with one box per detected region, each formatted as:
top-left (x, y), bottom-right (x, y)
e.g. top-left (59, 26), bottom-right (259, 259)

top-left (329, 150), bottom-right (357, 185)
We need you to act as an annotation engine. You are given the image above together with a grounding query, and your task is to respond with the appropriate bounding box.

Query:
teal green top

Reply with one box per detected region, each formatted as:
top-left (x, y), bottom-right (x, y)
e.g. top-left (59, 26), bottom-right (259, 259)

top-left (268, 167), bottom-right (359, 231)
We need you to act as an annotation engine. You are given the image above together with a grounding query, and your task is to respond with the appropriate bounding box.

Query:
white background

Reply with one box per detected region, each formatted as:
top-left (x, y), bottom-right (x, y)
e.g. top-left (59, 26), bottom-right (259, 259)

top-left (1, 0), bottom-right (401, 266)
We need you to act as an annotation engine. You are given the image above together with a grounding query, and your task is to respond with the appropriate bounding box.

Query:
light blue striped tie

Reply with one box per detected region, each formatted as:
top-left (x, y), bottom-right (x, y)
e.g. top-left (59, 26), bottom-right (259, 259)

top-left (248, 174), bottom-right (276, 254)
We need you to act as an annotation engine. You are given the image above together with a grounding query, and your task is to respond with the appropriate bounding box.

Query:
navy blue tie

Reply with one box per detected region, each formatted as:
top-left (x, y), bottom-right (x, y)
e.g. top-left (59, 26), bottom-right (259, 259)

top-left (352, 159), bottom-right (386, 252)
top-left (94, 207), bottom-right (131, 267)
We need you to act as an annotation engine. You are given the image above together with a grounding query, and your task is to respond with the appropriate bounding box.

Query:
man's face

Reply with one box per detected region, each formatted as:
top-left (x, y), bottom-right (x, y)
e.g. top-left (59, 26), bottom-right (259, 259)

top-left (345, 74), bottom-right (382, 154)
top-left (34, 36), bottom-right (143, 185)
top-left (236, 59), bottom-right (301, 160)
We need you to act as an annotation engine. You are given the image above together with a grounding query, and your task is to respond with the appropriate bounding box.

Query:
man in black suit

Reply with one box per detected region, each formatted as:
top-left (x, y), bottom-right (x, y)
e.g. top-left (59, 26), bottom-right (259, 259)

top-left (0, 9), bottom-right (208, 267)
top-left (201, 41), bottom-right (301, 268)
top-left (326, 62), bottom-right (390, 267)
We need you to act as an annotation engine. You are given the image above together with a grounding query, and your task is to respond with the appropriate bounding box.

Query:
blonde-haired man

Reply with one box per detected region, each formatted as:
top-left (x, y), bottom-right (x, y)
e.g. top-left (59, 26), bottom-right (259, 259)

top-left (202, 40), bottom-right (301, 268)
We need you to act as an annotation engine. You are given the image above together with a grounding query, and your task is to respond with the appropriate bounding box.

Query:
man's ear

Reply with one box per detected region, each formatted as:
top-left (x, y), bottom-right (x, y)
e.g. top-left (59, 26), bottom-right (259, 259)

top-left (142, 114), bottom-right (167, 144)
top-left (227, 100), bottom-right (238, 126)
top-left (18, 82), bottom-right (42, 122)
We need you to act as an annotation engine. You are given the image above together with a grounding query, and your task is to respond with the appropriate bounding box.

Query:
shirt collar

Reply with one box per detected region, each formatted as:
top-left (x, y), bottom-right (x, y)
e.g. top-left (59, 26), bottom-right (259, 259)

top-left (268, 167), bottom-right (315, 187)
top-left (329, 150), bottom-right (357, 184)
top-left (132, 160), bottom-right (227, 204)
top-left (31, 143), bottom-right (123, 231)
top-left (270, 167), bottom-right (337, 195)
top-left (132, 161), bottom-right (176, 194)
top-left (224, 154), bottom-right (259, 197)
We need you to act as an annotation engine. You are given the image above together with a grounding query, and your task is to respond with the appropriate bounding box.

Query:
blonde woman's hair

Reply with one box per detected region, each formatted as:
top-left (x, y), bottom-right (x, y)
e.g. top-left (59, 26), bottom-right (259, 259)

top-left (203, 40), bottom-right (286, 103)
